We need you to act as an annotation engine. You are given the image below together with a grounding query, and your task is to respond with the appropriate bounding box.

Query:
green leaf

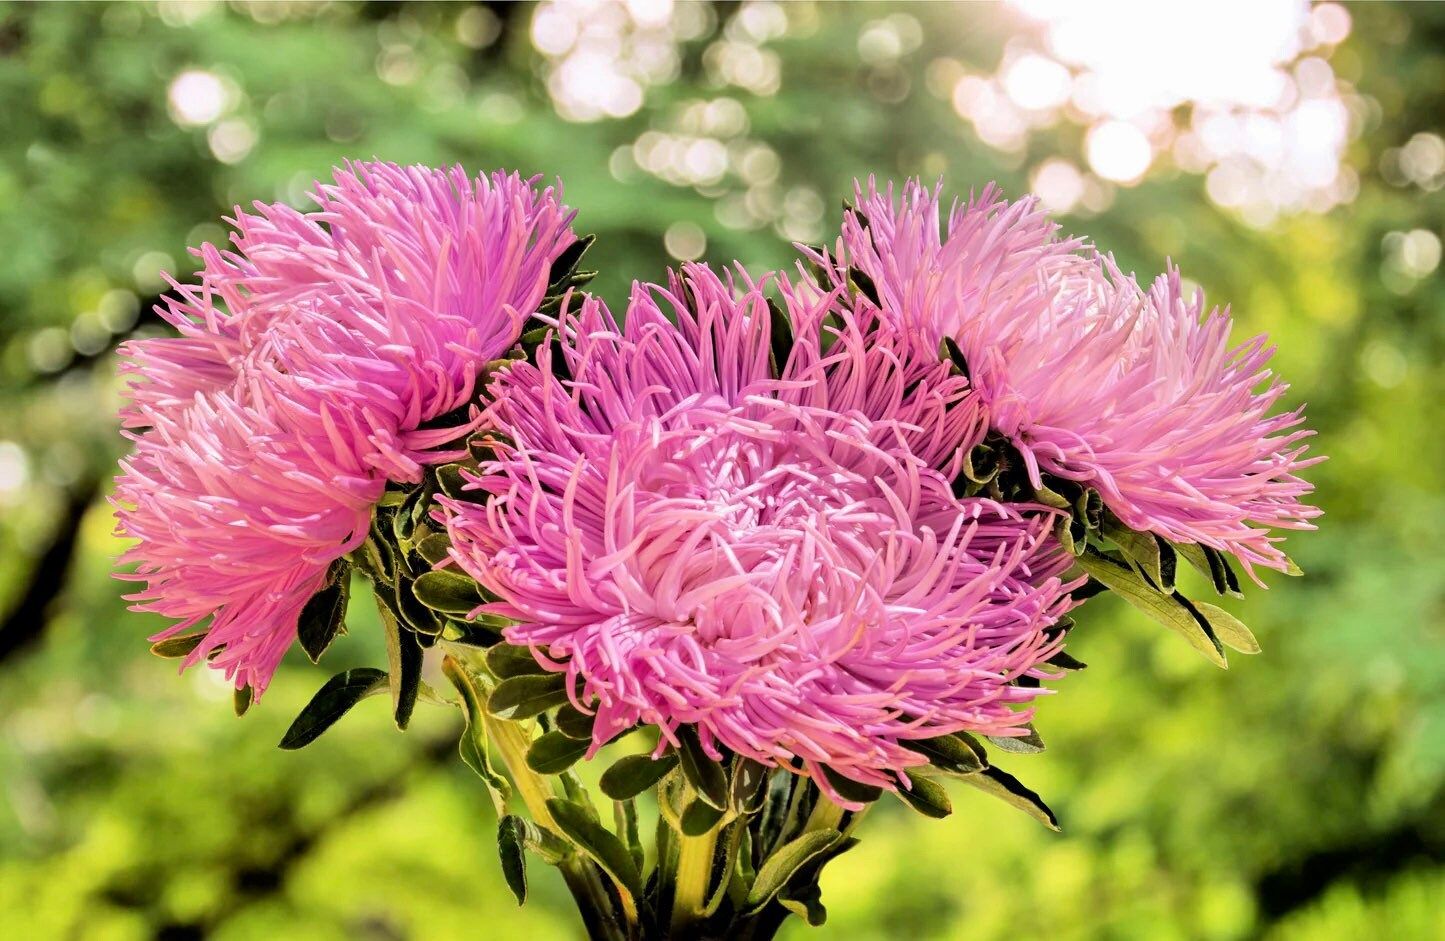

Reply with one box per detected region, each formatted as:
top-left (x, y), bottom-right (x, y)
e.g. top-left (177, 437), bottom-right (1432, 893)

top-left (380, 603), bottom-right (422, 729)
top-left (440, 656), bottom-right (510, 815)
top-left (485, 643), bottom-right (549, 680)
top-left (1103, 516), bottom-right (1173, 591)
top-left (411, 569), bottom-right (486, 615)
top-left (730, 758), bottom-right (769, 814)
top-left (150, 633), bottom-right (205, 659)
top-left (544, 797), bottom-right (643, 901)
top-left (279, 668), bottom-right (388, 750)
top-left (745, 830), bottom-right (842, 913)
top-left (767, 297), bottom-right (793, 377)
top-left (443, 619), bottom-right (503, 647)
top-left (1194, 601), bottom-right (1261, 654)
top-left (415, 533), bottom-right (453, 566)
top-left (1073, 548), bottom-right (1228, 668)
top-left (960, 766), bottom-right (1060, 831)
top-left (599, 753), bottom-right (678, 801)
top-left (434, 463), bottom-right (472, 501)
top-left (297, 567), bottom-right (350, 664)
top-left (779, 879), bottom-right (829, 927)
top-left (1046, 649), bottom-right (1088, 671)
top-left (893, 772), bottom-right (952, 818)
top-left (547, 233), bottom-right (596, 288)
top-left (941, 335), bottom-right (970, 381)
top-left (233, 685), bottom-right (253, 718)
top-left (1175, 542), bottom-right (1244, 597)
top-left (679, 799), bottom-right (726, 836)
top-left (675, 726), bottom-right (729, 810)
top-left (554, 705), bottom-right (596, 741)
top-left (526, 730), bottom-right (591, 775)
top-left (986, 724), bottom-right (1045, 754)
top-left (487, 674), bottom-right (569, 721)
top-left (820, 766), bottom-right (883, 805)
top-left (848, 266), bottom-right (881, 307)
top-left (906, 731), bottom-right (987, 775)
top-left (497, 815), bottom-right (529, 905)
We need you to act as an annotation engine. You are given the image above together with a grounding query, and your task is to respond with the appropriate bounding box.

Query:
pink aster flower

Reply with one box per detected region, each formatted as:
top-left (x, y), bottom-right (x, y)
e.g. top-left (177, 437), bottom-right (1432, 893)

top-left (114, 162), bottom-right (578, 694)
top-left (441, 263), bottom-right (1077, 800)
top-left (823, 179), bottom-right (1321, 578)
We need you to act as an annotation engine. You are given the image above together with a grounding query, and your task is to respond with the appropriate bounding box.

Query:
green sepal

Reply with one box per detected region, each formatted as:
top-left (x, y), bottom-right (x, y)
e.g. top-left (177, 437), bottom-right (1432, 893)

top-left (487, 673), bottom-right (569, 721)
top-left (526, 730), bottom-right (591, 775)
top-left (150, 633), bottom-right (205, 659)
top-left (907, 731), bottom-right (987, 775)
top-left (411, 569), bottom-right (486, 615)
top-left (544, 797), bottom-right (644, 903)
top-left (960, 766), bottom-right (1060, 831)
top-left (675, 725), bottom-right (729, 810)
top-left (893, 771), bottom-right (952, 818)
top-left (745, 829), bottom-right (842, 914)
top-left (485, 642), bottom-right (550, 680)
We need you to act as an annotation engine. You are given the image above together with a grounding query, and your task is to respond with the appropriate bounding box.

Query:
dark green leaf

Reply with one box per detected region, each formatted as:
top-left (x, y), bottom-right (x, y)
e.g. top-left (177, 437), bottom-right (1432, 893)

top-left (279, 668), bottom-right (387, 750)
top-left (547, 233), bottom-right (596, 288)
top-left (893, 772), bottom-right (952, 818)
top-left (415, 533), bottom-right (453, 566)
top-left (767, 297), bottom-right (793, 377)
top-left (380, 603), bottom-right (422, 729)
top-left (1194, 601), bottom-right (1260, 654)
top-left (599, 753), bottom-right (679, 801)
top-left (676, 726), bottom-right (729, 810)
top-left (485, 642), bottom-right (550, 680)
top-left (544, 797), bottom-right (643, 901)
top-left (411, 569), bottom-right (486, 615)
top-left (1073, 548), bottom-right (1227, 667)
top-left (434, 463), bottom-right (473, 502)
top-left (1103, 515), bottom-right (1171, 591)
top-left (554, 705), bottom-right (596, 741)
top-left (907, 731), bottom-right (987, 775)
top-left (986, 724), bottom-right (1045, 754)
top-left (960, 766), bottom-right (1060, 831)
top-left (1175, 542), bottom-right (1245, 597)
top-left (730, 758), bottom-right (769, 814)
top-left (820, 766), bottom-right (882, 805)
top-left (233, 685), bottom-right (253, 718)
top-left (526, 730), bottom-right (590, 775)
top-left (497, 815), bottom-right (529, 905)
top-left (150, 633), bottom-right (205, 659)
top-left (679, 799), bottom-right (725, 836)
top-left (941, 335), bottom-right (970, 382)
top-left (848, 266), bottom-right (880, 307)
top-left (487, 674), bottom-right (569, 720)
top-left (1046, 648), bottom-right (1088, 671)
top-left (745, 830), bottom-right (842, 913)
top-left (440, 655), bottom-right (511, 814)
top-left (443, 619), bottom-right (503, 647)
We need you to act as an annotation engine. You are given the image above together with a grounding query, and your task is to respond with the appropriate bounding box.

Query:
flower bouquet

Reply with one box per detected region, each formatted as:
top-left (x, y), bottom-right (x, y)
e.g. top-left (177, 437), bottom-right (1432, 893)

top-left (115, 162), bottom-right (1319, 940)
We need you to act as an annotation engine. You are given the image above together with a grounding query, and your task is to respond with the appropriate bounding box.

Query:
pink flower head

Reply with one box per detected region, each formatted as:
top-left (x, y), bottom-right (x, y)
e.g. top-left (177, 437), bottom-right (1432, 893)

top-left (441, 263), bottom-right (1078, 801)
top-left (824, 178), bottom-right (1321, 579)
top-left (114, 162), bottom-right (578, 694)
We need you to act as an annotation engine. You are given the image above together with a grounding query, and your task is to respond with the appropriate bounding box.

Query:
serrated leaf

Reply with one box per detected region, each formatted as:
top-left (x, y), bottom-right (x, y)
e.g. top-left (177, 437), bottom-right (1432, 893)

top-left (487, 673), bottom-right (569, 721)
top-left (960, 766), bottom-right (1060, 831)
top-left (894, 772), bottom-right (952, 818)
top-left (497, 815), bottom-right (529, 905)
top-left (150, 633), bottom-right (205, 659)
top-left (906, 731), bottom-right (987, 775)
top-left (1194, 601), bottom-right (1261, 654)
top-left (676, 726), bottom-right (729, 810)
top-left (745, 830), bottom-right (842, 913)
top-left (600, 753), bottom-right (679, 800)
top-left (485, 643), bottom-right (549, 680)
top-left (526, 730), bottom-right (591, 775)
top-left (544, 798), bottom-right (643, 901)
top-left (411, 569), bottom-right (485, 615)
top-left (1073, 549), bottom-right (1228, 667)
top-left (279, 668), bottom-right (388, 750)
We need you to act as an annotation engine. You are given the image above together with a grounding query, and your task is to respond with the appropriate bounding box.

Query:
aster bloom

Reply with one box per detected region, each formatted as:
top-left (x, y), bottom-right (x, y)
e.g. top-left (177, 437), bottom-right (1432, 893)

top-left (441, 263), bottom-right (1077, 799)
top-left (822, 179), bottom-right (1321, 578)
top-left (114, 162), bottom-right (578, 695)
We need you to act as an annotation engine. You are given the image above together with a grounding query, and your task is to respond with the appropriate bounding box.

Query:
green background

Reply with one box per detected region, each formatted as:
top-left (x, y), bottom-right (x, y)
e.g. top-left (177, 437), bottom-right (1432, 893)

top-left (0, 3), bottom-right (1441, 939)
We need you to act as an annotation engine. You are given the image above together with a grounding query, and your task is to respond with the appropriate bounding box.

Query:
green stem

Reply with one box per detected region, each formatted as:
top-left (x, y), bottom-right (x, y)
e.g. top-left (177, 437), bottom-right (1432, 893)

top-left (670, 820), bottom-right (720, 935)
top-left (485, 713), bottom-right (633, 941)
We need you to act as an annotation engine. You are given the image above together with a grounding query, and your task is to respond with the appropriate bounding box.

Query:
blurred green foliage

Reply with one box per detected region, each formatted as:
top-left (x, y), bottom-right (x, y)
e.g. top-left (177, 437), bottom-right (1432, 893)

top-left (0, 2), bottom-right (1441, 939)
